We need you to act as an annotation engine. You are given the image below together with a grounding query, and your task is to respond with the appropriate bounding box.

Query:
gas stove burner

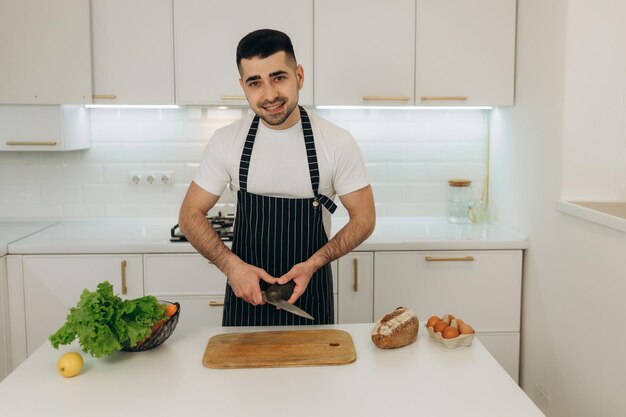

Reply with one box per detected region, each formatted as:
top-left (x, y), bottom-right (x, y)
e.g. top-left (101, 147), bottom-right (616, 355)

top-left (170, 211), bottom-right (235, 242)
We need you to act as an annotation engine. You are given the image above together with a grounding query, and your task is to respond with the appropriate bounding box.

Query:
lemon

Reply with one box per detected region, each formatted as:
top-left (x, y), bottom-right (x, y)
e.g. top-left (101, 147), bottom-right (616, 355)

top-left (57, 352), bottom-right (83, 378)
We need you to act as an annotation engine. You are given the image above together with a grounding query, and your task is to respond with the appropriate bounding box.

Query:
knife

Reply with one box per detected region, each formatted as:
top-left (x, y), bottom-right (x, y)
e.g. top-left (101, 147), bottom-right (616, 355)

top-left (262, 282), bottom-right (314, 321)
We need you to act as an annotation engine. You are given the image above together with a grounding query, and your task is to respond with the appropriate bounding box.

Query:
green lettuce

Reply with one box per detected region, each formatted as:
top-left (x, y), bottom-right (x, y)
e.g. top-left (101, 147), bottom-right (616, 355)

top-left (49, 281), bottom-right (166, 358)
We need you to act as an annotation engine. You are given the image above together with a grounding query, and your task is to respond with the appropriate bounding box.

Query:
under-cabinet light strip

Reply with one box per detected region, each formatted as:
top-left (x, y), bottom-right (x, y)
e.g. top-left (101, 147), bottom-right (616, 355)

top-left (315, 105), bottom-right (493, 110)
top-left (84, 104), bottom-right (181, 109)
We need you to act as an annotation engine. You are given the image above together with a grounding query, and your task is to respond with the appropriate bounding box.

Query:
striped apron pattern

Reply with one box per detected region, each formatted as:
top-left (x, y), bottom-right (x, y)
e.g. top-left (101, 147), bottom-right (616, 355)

top-left (222, 106), bottom-right (337, 326)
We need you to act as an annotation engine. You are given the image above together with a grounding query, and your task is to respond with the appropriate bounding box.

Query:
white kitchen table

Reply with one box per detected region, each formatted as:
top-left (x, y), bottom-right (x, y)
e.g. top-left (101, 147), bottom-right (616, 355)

top-left (0, 323), bottom-right (544, 417)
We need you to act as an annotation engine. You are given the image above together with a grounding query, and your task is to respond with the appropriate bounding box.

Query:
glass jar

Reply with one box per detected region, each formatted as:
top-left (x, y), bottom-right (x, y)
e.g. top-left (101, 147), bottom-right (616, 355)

top-left (447, 179), bottom-right (472, 223)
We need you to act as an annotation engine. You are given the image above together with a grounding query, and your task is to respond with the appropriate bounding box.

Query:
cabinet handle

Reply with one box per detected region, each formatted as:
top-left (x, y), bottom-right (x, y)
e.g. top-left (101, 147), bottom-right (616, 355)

top-left (92, 94), bottom-right (116, 99)
top-left (420, 96), bottom-right (468, 101)
top-left (120, 260), bottom-right (128, 295)
top-left (220, 95), bottom-right (246, 100)
top-left (362, 96), bottom-right (410, 101)
top-left (6, 141), bottom-right (57, 146)
top-left (209, 301), bottom-right (224, 307)
top-left (353, 258), bottom-right (359, 292)
top-left (425, 256), bottom-right (475, 262)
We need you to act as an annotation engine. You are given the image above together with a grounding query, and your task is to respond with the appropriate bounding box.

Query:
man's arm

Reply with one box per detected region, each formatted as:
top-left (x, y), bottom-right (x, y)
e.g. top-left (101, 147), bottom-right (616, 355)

top-left (179, 182), bottom-right (277, 305)
top-left (277, 185), bottom-right (376, 303)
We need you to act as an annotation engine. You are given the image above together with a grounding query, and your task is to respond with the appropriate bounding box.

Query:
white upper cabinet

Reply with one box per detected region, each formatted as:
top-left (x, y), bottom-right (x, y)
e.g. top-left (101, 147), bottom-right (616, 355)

top-left (0, 105), bottom-right (90, 151)
top-left (314, 0), bottom-right (416, 106)
top-left (0, 0), bottom-right (92, 105)
top-left (90, 0), bottom-right (175, 104)
top-left (416, 0), bottom-right (517, 106)
top-left (174, 0), bottom-right (313, 106)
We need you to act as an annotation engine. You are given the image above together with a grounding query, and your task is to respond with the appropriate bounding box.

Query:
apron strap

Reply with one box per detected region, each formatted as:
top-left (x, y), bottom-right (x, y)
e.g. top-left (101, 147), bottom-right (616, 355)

top-left (238, 107), bottom-right (337, 214)
top-left (300, 106), bottom-right (337, 214)
top-left (238, 115), bottom-right (260, 192)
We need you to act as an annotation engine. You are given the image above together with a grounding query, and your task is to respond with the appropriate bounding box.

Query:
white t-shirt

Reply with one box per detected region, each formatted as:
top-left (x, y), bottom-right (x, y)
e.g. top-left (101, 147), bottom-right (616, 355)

top-left (194, 110), bottom-right (370, 236)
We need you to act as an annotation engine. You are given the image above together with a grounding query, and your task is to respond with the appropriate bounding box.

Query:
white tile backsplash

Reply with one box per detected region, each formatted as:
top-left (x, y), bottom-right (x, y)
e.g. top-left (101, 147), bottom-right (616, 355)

top-left (0, 107), bottom-right (489, 219)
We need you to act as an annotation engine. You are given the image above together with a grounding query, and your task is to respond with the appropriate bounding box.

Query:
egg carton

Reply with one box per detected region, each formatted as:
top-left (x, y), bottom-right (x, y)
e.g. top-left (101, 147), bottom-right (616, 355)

top-left (426, 326), bottom-right (476, 349)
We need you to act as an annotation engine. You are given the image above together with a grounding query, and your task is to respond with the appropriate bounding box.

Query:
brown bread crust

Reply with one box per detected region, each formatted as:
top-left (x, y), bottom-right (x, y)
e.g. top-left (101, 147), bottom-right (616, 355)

top-left (371, 307), bottom-right (419, 349)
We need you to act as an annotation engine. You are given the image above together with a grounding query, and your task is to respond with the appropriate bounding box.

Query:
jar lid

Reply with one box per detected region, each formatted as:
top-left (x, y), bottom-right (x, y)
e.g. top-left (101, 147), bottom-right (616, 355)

top-left (448, 179), bottom-right (472, 187)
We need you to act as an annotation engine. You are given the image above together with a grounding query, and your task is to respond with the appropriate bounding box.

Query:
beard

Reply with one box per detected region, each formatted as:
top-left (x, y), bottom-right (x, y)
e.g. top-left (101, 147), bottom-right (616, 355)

top-left (255, 94), bottom-right (299, 127)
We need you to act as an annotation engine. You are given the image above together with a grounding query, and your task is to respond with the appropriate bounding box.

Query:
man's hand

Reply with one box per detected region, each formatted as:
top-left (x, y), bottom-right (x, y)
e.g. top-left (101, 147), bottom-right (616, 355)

top-left (225, 259), bottom-right (278, 305)
top-left (276, 261), bottom-right (317, 304)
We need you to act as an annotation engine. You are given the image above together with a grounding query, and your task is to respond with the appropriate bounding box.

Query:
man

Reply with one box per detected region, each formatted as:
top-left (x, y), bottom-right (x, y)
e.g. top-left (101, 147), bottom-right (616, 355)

top-left (179, 29), bottom-right (375, 326)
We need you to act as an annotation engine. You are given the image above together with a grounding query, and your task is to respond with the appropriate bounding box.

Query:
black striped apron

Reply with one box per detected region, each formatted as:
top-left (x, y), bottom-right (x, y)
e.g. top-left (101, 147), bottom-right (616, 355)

top-left (222, 106), bottom-right (337, 326)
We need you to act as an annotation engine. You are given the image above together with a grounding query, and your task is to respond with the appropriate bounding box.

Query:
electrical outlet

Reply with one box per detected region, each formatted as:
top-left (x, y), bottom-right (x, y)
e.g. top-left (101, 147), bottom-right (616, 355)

top-left (158, 171), bottom-right (175, 185)
top-left (145, 173), bottom-right (156, 185)
top-left (128, 172), bottom-right (142, 185)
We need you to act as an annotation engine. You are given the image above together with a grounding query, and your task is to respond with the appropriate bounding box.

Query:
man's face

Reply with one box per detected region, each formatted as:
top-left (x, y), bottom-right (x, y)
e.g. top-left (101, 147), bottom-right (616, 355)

top-left (239, 51), bottom-right (304, 130)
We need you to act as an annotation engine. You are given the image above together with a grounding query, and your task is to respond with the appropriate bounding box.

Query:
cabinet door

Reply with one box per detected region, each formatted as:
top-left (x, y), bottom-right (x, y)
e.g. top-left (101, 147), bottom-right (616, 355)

top-left (144, 254), bottom-right (227, 328)
top-left (337, 253), bottom-right (373, 324)
top-left (374, 251), bottom-right (522, 332)
top-left (0, 105), bottom-right (90, 151)
top-left (314, 0), bottom-right (415, 106)
top-left (174, 0), bottom-right (313, 105)
top-left (476, 332), bottom-right (520, 383)
top-left (91, 0), bottom-right (174, 104)
top-left (416, 0), bottom-right (516, 106)
top-left (0, 257), bottom-right (8, 381)
top-left (0, 0), bottom-right (92, 104)
top-left (22, 255), bottom-right (143, 355)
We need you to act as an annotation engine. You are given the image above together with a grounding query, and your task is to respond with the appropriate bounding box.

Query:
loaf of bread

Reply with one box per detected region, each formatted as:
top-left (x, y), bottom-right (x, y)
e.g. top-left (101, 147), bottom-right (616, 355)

top-left (371, 307), bottom-right (419, 349)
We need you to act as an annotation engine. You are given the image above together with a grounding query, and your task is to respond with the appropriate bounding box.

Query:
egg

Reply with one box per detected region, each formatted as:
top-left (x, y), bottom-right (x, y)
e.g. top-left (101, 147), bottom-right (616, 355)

top-left (459, 323), bottom-right (475, 334)
top-left (455, 318), bottom-right (465, 327)
top-left (442, 326), bottom-right (460, 339)
top-left (426, 316), bottom-right (441, 328)
top-left (433, 321), bottom-right (447, 333)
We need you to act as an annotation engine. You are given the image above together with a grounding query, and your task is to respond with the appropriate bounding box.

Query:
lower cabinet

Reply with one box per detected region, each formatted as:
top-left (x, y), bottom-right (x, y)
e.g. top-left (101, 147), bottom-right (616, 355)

top-left (144, 254), bottom-right (227, 328)
top-left (0, 256), bottom-right (9, 382)
top-left (374, 250), bottom-right (522, 382)
top-left (7, 254), bottom-right (142, 367)
top-left (144, 254), bottom-right (339, 326)
top-left (5, 249), bottom-right (523, 383)
top-left (336, 252), bottom-right (373, 324)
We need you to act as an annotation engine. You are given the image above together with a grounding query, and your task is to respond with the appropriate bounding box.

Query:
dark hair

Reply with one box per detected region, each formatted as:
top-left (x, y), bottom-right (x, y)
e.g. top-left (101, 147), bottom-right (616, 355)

top-left (236, 29), bottom-right (297, 71)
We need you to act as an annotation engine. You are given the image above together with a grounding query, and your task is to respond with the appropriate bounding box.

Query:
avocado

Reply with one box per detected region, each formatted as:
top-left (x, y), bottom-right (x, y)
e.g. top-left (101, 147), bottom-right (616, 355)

top-left (265, 281), bottom-right (295, 302)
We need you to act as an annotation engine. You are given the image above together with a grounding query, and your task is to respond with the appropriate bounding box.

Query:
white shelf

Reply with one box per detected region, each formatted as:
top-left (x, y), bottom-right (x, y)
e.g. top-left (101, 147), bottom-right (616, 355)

top-left (557, 200), bottom-right (626, 233)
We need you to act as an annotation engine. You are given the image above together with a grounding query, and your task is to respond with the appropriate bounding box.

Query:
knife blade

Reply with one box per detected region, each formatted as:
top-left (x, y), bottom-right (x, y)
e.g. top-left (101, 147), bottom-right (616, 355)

top-left (262, 291), bottom-right (315, 321)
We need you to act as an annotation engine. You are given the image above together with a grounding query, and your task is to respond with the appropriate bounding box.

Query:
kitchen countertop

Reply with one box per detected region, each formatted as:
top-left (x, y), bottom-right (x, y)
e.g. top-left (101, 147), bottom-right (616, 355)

top-left (7, 217), bottom-right (527, 254)
top-left (0, 323), bottom-right (544, 417)
top-left (0, 221), bottom-right (57, 257)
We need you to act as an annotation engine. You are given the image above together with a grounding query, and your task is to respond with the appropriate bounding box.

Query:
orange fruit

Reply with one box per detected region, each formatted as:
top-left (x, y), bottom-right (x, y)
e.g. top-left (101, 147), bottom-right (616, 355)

top-left (165, 304), bottom-right (177, 317)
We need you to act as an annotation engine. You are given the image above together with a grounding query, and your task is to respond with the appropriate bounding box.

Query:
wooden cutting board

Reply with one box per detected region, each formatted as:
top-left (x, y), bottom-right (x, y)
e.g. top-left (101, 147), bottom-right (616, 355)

top-left (202, 329), bottom-right (357, 369)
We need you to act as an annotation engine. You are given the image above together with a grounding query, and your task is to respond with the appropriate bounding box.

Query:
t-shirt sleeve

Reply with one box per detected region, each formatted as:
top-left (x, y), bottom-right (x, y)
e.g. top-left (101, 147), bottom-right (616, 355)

top-left (193, 130), bottom-right (231, 196)
top-left (333, 131), bottom-right (370, 196)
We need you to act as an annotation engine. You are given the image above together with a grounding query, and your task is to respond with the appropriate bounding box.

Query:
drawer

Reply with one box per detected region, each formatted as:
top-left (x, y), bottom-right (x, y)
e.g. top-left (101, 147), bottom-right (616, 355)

top-left (169, 295), bottom-right (337, 327)
top-left (374, 251), bottom-right (522, 332)
top-left (144, 254), bottom-right (226, 295)
top-left (145, 254), bottom-right (337, 296)
top-left (170, 295), bottom-right (225, 328)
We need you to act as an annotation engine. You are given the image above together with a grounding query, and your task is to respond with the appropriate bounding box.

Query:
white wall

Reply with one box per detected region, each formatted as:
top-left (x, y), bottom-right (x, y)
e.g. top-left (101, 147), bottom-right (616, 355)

top-left (491, 0), bottom-right (626, 416)
top-left (560, 0), bottom-right (626, 200)
top-left (0, 107), bottom-right (488, 219)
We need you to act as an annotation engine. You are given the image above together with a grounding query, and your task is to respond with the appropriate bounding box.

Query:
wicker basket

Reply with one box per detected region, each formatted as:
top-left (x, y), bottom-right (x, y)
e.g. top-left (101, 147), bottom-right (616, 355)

top-left (122, 301), bottom-right (180, 352)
